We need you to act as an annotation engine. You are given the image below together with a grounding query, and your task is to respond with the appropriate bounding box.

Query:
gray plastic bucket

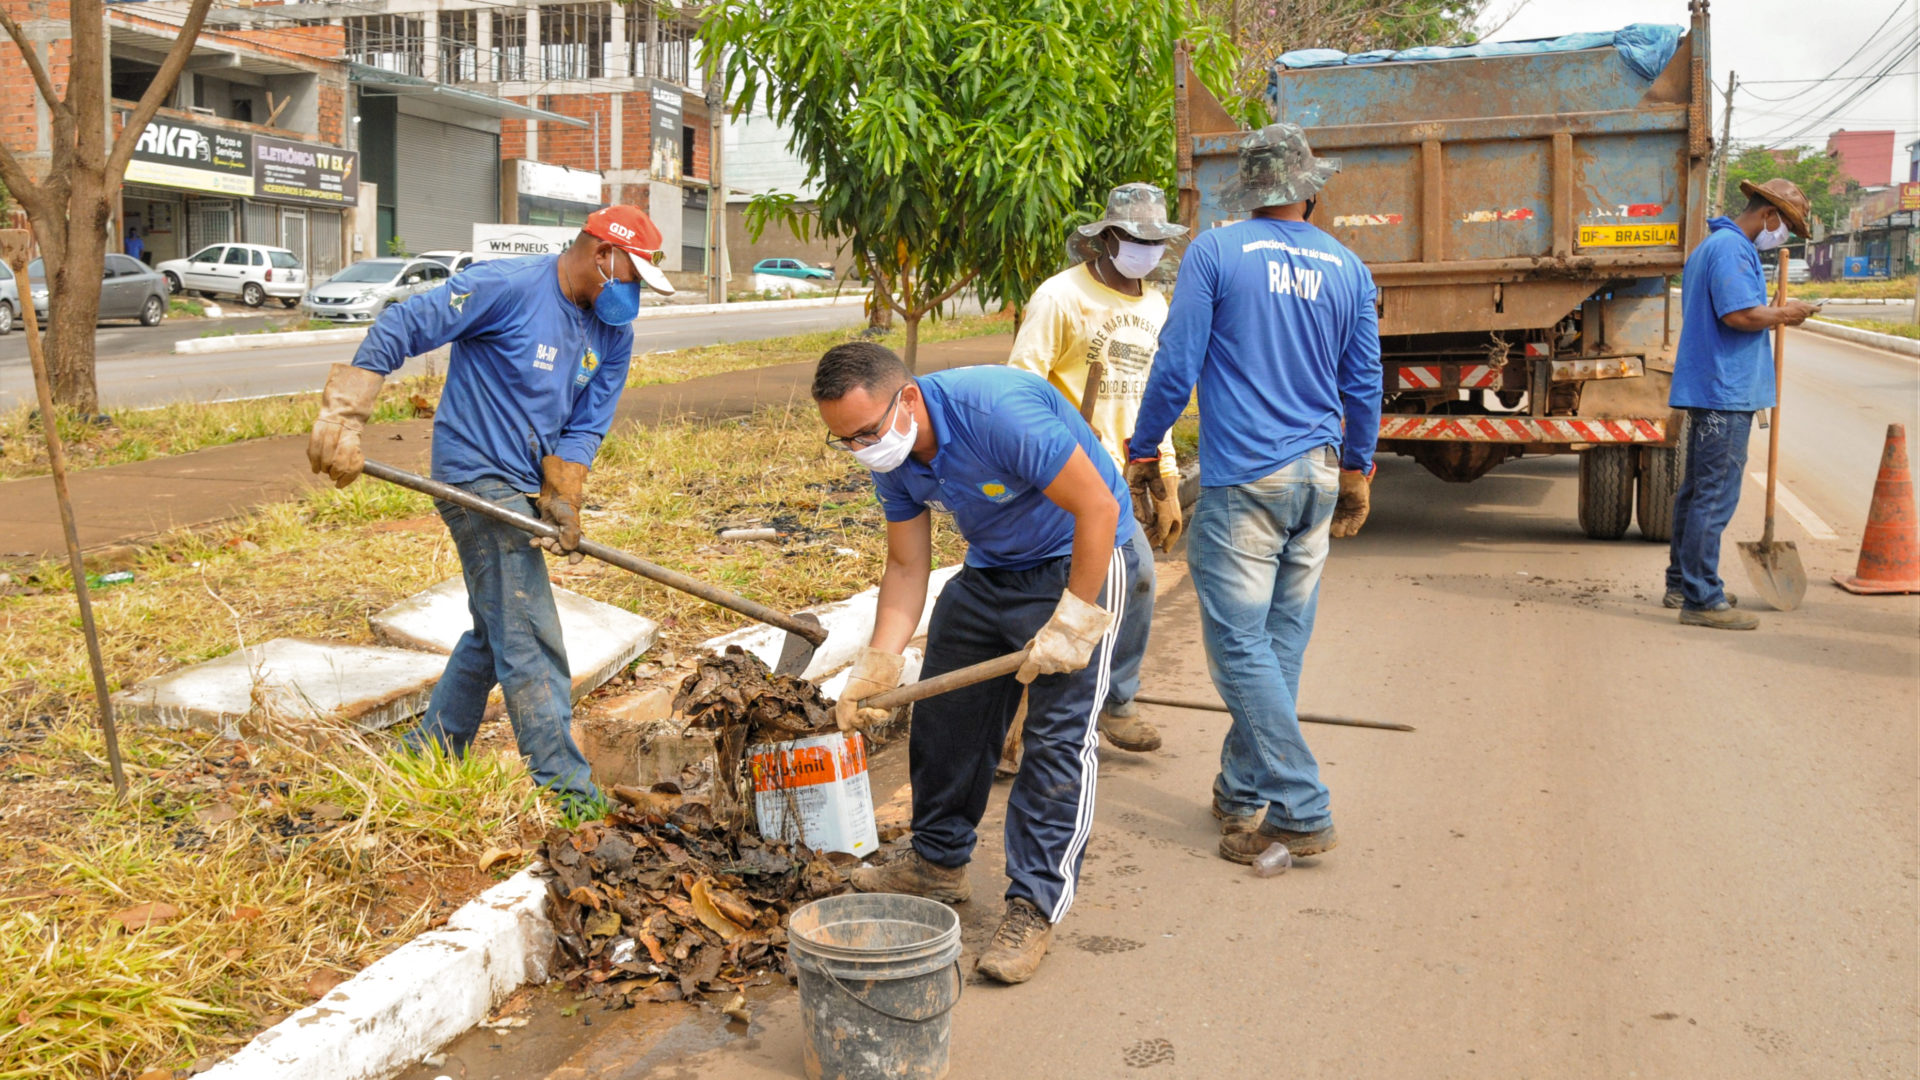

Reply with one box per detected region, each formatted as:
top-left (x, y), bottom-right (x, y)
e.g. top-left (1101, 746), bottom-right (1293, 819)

top-left (787, 893), bottom-right (963, 1080)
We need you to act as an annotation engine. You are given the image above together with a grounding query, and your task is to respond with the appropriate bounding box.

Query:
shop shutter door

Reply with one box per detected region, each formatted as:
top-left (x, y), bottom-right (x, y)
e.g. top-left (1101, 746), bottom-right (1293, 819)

top-left (395, 114), bottom-right (499, 253)
top-left (188, 200), bottom-right (235, 251)
top-left (245, 201), bottom-right (278, 246)
top-left (308, 209), bottom-right (343, 280)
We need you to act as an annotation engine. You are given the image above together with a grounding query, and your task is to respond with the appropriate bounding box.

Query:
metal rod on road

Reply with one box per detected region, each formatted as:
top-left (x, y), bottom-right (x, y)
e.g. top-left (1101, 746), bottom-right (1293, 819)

top-left (2, 232), bottom-right (128, 797)
top-left (361, 460), bottom-right (829, 648)
top-left (1131, 693), bottom-right (1415, 732)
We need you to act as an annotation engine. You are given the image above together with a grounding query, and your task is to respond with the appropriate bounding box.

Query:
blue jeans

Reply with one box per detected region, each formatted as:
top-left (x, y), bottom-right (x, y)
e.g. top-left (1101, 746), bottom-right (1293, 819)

top-left (403, 477), bottom-right (598, 805)
top-left (1187, 446), bottom-right (1339, 833)
top-left (1104, 527), bottom-right (1156, 712)
top-left (1665, 408), bottom-right (1753, 610)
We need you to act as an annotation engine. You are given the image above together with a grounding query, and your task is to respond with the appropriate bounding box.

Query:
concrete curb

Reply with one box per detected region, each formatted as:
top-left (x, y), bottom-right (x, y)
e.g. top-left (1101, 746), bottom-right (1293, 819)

top-left (197, 567), bottom-right (961, 1080)
top-left (174, 326), bottom-right (368, 355)
top-left (1802, 317), bottom-right (1920, 358)
top-left (198, 870), bottom-right (553, 1080)
top-left (636, 291), bottom-right (869, 320)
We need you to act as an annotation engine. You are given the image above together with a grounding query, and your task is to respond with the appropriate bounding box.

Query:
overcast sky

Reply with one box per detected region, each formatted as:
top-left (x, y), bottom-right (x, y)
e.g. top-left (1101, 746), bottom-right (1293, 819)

top-left (1485, 0), bottom-right (1919, 182)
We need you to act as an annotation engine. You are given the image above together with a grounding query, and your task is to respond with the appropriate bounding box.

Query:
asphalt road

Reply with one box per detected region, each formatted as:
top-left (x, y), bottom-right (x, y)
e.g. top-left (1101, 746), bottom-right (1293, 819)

top-left (0, 301), bottom-right (885, 410)
top-left (402, 327), bottom-right (1917, 1079)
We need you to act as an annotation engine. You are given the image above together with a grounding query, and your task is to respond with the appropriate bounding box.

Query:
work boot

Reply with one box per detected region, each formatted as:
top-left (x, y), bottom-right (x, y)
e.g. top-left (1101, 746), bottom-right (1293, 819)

top-left (975, 898), bottom-right (1053, 985)
top-left (1218, 823), bottom-right (1339, 864)
top-left (848, 849), bottom-right (971, 904)
top-left (1679, 603), bottom-right (1759, 631)
top-left (1212, 795), bottom-right (1260, 835)
top-left (1098, 700), bottom-right (1162, 752)
top-left (1664, 590), bottom-right (1737, 609)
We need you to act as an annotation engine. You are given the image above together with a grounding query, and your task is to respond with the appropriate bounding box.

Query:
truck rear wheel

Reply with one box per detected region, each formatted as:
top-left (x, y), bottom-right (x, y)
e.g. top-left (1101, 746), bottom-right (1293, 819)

top-left (1578, 446), bottom-right (1635, 540)
top-left (1635, 416), bottom-right (1688, 542)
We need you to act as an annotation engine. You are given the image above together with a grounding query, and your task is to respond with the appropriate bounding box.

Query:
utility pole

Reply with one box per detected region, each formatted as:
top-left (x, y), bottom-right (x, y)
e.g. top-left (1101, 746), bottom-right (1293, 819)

top-left (1711, 70), bottom-right (1736, 216)
top-left (706, 54), bottom-right (727, 306)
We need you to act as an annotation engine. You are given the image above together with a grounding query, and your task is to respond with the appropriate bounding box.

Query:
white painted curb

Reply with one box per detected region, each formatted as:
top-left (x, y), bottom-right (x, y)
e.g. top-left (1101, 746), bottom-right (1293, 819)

top-left (635, 290), bottom-right (869, 320)
top-left (198, 870), bottom-right (553, 1080)
top-left (197, 567), bottom-right (961, 1080)
top-left (174, 326), bottom-right (368, 355)
top-left (1801, 317), bottom-right (1920, 358)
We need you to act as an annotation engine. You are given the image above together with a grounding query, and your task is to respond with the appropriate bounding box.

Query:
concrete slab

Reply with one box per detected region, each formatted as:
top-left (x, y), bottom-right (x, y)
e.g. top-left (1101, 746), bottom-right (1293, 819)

top-left (369, 577), bottom-right (660, 701)
top-left (112, 637), bottom-right (448, 737)
top-left (705, 565), bottom-right (960, 680)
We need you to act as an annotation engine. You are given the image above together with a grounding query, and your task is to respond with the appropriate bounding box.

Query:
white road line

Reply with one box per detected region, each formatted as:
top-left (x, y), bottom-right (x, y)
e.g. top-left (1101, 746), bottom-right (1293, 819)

top-left (1747, 472), bottom-right (1840, 540)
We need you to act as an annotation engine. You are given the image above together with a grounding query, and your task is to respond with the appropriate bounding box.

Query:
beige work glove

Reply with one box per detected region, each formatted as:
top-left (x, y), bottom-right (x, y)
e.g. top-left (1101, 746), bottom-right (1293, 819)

top-left (1016, 590), bottom-right (1113, 684)
top-left (834, 646), bottom-right (906, 731)
top-left (1330, 469), bottom-right (1371, 538)
top-left (1122, 459), bottom-right (1166, 551)
top-left (306, 363), bottom-right (385, 488)
top-left (532, 455), bottom-right (589, 563)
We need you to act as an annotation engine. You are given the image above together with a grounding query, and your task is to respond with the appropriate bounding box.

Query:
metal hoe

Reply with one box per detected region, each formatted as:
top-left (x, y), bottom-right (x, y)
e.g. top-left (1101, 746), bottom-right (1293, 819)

top-left (362, 460), bottom-right (828, 675)
top-left (1736, 248), bottom-right (1808, 611)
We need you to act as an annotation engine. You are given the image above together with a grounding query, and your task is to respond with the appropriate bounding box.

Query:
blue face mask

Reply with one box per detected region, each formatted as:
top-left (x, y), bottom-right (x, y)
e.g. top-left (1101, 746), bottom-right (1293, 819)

top-left (592, 255), bottom-right (641, 325)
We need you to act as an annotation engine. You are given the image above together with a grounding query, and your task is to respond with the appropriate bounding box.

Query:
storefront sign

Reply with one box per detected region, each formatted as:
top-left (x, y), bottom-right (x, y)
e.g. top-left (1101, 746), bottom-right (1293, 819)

top-left (253, 136), bottom-right (359, 208)
top-left (471, 223), bottom-right (581, 261)
top-left (1900, 181), bottom-right (1920, 211)
top-left (517, 159), bottom-right (601, 205)
top-left (126, 118), bottom-right (254, 196)
top-left (649, 80), bottom-right (683, 184)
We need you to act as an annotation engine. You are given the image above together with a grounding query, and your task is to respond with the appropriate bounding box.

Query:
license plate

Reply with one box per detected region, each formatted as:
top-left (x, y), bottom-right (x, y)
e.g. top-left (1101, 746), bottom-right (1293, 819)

top-left (1577, 223), bottom-right (1679, 247)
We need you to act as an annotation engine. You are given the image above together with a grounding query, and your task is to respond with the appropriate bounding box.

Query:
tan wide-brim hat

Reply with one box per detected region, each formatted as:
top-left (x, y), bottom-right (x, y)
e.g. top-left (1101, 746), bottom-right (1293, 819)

top-left (1739, 178), bottom-right (1812, 238)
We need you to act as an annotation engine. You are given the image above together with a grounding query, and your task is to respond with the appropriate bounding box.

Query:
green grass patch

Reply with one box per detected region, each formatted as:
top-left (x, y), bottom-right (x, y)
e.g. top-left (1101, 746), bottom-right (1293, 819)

top-left (168, 299), bottom-right (205, 318)
top-left (1797, 276), bottom-right (1916, 300)
top-left (1813, 315), bottom-right (1920, 340)
top-left (629, 308), bottom-right (1012, 388)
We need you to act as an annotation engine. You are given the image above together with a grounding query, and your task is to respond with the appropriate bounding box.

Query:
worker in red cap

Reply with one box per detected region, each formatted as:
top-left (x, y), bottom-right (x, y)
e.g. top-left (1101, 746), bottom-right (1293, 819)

top-left (306, 205), bottom-right (671, 811)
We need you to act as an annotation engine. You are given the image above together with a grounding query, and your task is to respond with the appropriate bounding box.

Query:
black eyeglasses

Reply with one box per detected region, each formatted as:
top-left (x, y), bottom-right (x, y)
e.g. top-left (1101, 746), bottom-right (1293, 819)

top-left (826, 387), bottom-right (905, 452)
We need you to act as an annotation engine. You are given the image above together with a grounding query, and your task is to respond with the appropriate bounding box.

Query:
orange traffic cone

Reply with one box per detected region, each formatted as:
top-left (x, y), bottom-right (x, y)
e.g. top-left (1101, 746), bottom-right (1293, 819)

top-left (1834, 423), bottom-right (1920, 595)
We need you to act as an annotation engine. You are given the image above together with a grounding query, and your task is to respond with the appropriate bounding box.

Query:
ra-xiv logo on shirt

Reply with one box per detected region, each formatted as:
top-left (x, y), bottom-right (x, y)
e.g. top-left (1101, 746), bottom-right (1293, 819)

top-left (534, 343), bottom-right (558, 371)
top-left (574, 347), bottom-right (600, 387)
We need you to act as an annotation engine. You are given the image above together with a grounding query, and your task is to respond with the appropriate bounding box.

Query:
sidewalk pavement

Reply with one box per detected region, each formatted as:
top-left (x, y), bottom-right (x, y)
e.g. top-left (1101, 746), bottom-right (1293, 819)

top-left (1, 333), bottom-right (1014, 562)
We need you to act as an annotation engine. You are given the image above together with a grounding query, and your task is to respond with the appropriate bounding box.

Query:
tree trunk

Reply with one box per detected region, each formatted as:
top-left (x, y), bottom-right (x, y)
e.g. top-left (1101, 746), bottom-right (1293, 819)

top-left (42, 168), bottom-right (111, 415)
top-left (902, 311), bottom-right (921, 372)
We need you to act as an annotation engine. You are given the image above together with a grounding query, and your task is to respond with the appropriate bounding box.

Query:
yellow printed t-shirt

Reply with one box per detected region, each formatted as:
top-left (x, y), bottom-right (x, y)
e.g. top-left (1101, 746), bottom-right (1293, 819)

top-left (1005, 263), bottom-right (1180, 481)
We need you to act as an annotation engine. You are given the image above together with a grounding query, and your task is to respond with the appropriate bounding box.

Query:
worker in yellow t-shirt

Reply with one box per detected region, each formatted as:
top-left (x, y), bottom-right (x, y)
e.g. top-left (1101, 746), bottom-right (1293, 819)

top-left (1005, 182), bottom-right (1187, 760)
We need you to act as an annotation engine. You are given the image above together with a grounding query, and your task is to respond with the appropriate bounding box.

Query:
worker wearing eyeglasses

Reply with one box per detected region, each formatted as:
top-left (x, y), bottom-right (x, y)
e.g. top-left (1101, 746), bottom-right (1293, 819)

top-left (810, 340), bottom-right (1143, 987)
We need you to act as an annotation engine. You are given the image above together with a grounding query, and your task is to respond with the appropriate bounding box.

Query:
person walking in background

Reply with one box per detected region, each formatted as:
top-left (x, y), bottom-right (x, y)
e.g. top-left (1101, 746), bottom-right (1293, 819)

top-left (1005, 181), bottom-right (1188, 761)
top-left (124, 227), bottom-right (144, 263)
top-left (1127, 123), bottom-right (1381, 865)
top-left (1663, 178), bottom-right (1820, 630)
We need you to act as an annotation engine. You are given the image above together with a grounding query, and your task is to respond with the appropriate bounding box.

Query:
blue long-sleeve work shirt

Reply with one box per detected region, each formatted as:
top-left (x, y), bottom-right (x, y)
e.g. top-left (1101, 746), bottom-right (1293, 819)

top-left (1129, 218), bottom-right (1383, 485)
top-left (350, 255), bottom-right (633, 491)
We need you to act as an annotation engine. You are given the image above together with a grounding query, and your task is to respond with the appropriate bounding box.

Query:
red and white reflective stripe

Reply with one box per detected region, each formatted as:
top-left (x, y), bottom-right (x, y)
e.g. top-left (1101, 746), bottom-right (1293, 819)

top-left (1332, 213), bottom-right (1403, 227)
top-left (1524, 342), bottom-right (1551, 358)
top-left (1458, 364), bottom-right (1499, 389)
top-left (1396, 365), bottom-right (1442, 390)
top-left (1379, 416), bottom-right (1667, 443)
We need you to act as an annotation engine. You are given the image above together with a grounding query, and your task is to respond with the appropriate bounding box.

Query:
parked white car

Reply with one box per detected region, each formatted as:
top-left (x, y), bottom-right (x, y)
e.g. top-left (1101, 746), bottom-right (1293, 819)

top-left (154, 243), bottom-right (307, 308)
top-left (419, 250), bottom-right (477, 273)
top-left (303, 257), bottom-right (452, 323)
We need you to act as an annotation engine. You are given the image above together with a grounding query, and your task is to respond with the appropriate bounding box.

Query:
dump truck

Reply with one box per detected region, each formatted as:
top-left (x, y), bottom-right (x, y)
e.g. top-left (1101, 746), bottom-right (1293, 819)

top-left (1173, 2), bottom-right (1713, 540)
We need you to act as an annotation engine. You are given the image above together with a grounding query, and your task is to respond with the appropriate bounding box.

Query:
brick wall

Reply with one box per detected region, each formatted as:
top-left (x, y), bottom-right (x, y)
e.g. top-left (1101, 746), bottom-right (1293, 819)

top-left (317, 85), bottom-right (345, 145)
top-left (0, 0), bottom-right (74, 179)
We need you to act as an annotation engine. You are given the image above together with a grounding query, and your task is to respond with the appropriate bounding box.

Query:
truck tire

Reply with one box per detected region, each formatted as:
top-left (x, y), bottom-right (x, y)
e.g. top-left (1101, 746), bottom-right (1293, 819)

top-left (1578, 446), bottom-right (1635, 540)
top-left (1635, 415), bottom-right (1688, 542)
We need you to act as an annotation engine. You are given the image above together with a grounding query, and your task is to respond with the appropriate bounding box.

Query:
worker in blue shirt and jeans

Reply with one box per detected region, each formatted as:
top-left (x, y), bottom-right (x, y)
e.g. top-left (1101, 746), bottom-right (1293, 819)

top-left (1128, 123), bottom-right (1382, 866)
top-left (1665, 178), bottom-right (1819, 630)
top-left (816, 343), bottom-right (1142, 986)
top-left (305, 206), bottom-right (674, 811)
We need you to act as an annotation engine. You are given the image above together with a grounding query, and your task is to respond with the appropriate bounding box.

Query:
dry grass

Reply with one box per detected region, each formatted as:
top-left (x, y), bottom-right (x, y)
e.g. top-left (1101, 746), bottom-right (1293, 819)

top-left (0, 310), bottom-right (1012, 484)
top-left (0, 402), bottom-right (966, 1078)
top-left (1797, 275), bottom-right (1916, 301)
top-left (1813, 315), bottom-right (1920, 340)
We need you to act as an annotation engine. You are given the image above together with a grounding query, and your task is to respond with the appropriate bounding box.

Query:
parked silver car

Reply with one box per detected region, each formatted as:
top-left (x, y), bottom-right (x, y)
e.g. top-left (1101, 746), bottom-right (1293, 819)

top-left (26, 254), bottom-right (170, 327)
top-left (303, 257), bottom-right (452, 323)
top-left (0, 262), bottom-right (17, 335)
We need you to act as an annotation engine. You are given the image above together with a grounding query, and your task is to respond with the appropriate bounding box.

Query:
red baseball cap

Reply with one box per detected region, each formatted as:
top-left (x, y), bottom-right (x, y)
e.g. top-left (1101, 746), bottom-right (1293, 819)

top-left (583, 205), bottom-right (674, 295)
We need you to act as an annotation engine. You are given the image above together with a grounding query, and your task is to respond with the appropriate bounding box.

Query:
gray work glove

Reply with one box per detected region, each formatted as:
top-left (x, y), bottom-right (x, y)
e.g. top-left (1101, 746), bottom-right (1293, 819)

top-left (1016, 590), bottom-right (1113, 684)
top-left (834, 647), bottom-right (906, 731)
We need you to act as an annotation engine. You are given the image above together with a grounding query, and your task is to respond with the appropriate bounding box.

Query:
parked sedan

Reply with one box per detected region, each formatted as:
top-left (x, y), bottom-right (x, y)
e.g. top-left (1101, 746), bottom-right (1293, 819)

top-left (752, 257), bottom-right (834, 281)
top-left (0, 263), bottom-right (17, 335)
top-left (419, 250), bottom-right (477, 273)
top-left (154, 242), bottom-right (307, 308)
top-left (303, 257), bottom-right (452, 323)
top-left (25, 254), bottom-right (170, 327)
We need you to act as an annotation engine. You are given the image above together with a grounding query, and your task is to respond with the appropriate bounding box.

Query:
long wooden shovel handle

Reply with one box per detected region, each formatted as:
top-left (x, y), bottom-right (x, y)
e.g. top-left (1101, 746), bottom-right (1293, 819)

top-left (857, 649), bottom-right (1030, 711)
top-left (362, 459), bottom-right (829, 647)
top-left (1763, 248), bottom-right (1788, 545)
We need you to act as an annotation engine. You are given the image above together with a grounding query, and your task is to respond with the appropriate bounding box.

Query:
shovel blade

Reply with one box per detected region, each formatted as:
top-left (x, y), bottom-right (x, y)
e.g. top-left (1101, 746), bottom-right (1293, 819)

top-left (772, 612), bottom-right (825, 677)
top-left (1737, 539), bottom-right (1808, 611)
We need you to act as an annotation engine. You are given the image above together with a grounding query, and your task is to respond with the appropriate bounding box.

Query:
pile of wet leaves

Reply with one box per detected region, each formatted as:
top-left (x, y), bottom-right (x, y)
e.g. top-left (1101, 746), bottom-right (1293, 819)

top-left (539, 792), bottom-right (846, 1006)
top-left (674, 646), bottom-right (835, 807)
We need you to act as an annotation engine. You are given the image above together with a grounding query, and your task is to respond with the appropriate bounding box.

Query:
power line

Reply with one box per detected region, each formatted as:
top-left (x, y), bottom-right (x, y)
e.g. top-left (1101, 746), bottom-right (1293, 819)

top-left (1748, 25), bottom-right (1920, 144)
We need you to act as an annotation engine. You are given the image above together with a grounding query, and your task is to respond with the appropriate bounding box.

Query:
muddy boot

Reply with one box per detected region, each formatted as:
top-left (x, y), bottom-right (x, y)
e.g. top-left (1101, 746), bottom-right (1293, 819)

top-left (1665, 590), bottom-right (1737, 609)
top-left (1679, 603), bottom-right (1759, 630)
top-left (1212, 795), bottom-right (1260, 835)
top-left (1098, 700), bottom-right (1162, 752)
top-left (848, 849), bottom-right (971, 904)
top-left (975, 898), bottom-right (1053, 985)
top-left (1218, 823), bottom-right (1339, 864)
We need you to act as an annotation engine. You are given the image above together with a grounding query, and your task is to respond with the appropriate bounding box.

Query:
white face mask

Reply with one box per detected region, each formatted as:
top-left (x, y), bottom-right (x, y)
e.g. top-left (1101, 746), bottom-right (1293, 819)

top-left (849, 398), bottom-right (918, 473)
top-left (1755, 216), bottom-right (1790, 252)
top-left (1110, 238), bottom-right (1166, 280)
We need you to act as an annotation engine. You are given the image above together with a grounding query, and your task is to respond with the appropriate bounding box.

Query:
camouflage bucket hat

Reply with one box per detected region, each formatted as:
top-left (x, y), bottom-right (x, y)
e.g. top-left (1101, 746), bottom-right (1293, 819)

top-left (1074, 183), bottom-right (1190, 244)
top-left (1214, 122), bottom-right (1340, 212)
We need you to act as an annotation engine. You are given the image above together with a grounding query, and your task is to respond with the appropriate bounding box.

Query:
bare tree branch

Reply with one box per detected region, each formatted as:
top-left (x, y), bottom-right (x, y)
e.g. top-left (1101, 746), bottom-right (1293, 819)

top-left (0, 142), bottom-right (46, 219)
top-left (0, 4), bottom-right (68, 124)
top-left (104, 0), bottom-right (218, 182)
top-left (915, 269), bottom-right (978, 317)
